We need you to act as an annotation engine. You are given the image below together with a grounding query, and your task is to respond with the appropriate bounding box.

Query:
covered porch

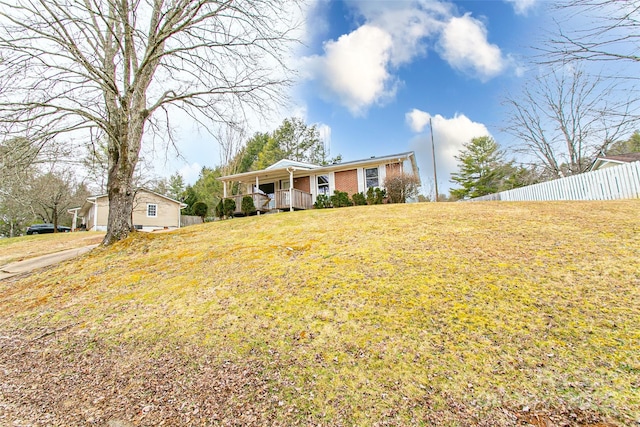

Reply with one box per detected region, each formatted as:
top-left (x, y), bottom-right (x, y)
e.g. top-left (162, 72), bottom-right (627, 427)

top-left (219, 160), bottom-right (318, 215)
top-left (224, 188), bottom-right (312, 215)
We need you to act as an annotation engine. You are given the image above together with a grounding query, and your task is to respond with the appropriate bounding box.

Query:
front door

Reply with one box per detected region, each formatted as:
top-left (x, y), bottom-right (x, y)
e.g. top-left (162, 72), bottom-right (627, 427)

top-left (259, 183), bottom-right (275, 210)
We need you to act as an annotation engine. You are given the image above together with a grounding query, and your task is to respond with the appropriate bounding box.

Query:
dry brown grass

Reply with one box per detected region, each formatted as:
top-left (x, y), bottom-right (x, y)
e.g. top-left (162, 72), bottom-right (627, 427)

top-left (0, 201), bottom-right (638, 426)
top-left (0, 231), bottom-right (105, 265)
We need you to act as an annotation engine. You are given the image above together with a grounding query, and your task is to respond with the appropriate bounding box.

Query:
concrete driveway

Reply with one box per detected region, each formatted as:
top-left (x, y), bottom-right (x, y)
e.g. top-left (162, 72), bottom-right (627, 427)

top-left (0, 245), bottom-right (98, 280)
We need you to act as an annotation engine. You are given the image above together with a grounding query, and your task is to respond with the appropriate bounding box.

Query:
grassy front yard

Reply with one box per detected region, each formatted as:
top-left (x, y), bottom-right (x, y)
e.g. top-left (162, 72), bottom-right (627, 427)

top-left (0, 201), bottom-right (638, 426)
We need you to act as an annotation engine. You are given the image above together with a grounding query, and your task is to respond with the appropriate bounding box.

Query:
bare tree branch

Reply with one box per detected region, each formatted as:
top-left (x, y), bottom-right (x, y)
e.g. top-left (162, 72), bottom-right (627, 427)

top-left (503, 66), bottom-right (635, 179)
top-left (0, 0), bottom-right (300, 244)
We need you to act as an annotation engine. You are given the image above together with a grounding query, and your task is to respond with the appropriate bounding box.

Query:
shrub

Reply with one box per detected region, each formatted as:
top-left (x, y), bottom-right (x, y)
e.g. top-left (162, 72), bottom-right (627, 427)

top-left (241, 195), bottom-right (256, 216)
top-left (192, 201), bottom-right (208, 221)
top-left (215, 200), bottom-right (224, 219)
top-left (314, 194), bottom-right (331, 209)
top-left (366, 187), bottom-right (386, 205)
top-left (222, 198), bottom-right (236, 218)
top-left (330, 190), bottom-right (351, 208)
top-left (351, 192), bottom-right (367, 206)
top-left (384, 172), bottom-right (421, 203)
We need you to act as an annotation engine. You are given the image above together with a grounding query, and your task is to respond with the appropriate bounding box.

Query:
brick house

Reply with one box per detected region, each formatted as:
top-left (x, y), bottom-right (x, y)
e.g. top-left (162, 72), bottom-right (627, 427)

top-left (218, 151), bottom-right (420, 213)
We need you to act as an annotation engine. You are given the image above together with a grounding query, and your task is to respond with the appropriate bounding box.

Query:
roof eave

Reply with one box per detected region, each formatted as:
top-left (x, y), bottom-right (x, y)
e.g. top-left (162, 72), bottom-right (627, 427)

top-left (218, 151), bottom-right (416, 183)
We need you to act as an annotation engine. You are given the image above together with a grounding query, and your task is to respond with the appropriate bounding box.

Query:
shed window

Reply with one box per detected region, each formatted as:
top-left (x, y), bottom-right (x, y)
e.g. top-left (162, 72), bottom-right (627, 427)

top-left (365, 167), bottom-right (379, 188)
top-left (147, 204), bottom-right (157, 217)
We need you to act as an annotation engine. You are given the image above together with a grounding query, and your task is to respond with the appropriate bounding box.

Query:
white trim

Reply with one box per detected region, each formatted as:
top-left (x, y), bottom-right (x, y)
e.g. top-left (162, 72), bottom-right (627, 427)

top-left (379, 165), bottom-right (387, 188)
top-left (329, 172), bottom-right (335, 195)
top-left (357, 167), bottom-right (365, 193)
top-left (91, 200), bottom-right (97, 230)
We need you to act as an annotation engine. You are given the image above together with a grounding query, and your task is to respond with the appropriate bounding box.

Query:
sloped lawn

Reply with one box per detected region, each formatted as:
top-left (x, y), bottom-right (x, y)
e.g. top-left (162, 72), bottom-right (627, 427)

top-left (0, 231), bottom-right (104, 265)
top-left (0, 201), bottom-right (638, 426)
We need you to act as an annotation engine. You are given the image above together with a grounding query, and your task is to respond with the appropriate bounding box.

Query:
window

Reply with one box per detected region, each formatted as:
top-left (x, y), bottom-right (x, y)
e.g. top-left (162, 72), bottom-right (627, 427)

top-left (365, 167), bottom-right (379, 188)
top-left (147, 204), bottom-right (157, 217)
top-left (317, 175), bottom-right (330, 195)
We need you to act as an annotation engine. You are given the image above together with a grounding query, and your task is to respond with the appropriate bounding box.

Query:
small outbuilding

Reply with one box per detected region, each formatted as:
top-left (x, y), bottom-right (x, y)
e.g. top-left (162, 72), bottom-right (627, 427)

top-left (588, 152), bottom-right (640, 171)
top-left (69, 188), bottom-right (187, 232)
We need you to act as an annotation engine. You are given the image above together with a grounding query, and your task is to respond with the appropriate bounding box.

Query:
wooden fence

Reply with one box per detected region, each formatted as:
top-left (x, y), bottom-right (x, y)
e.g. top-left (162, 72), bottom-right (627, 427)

top-left (180, 215), bottom-right (203, 226)
top-left (472, 161), bottom-right (640, 202)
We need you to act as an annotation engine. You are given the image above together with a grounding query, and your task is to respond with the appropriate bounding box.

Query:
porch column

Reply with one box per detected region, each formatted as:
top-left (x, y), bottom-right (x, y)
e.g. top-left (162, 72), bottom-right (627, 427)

top-left (256, 176), bottom-right (260, 215)
top-left (223, 181), bottom-right (227, 198)
top-left (70, 209), bottom-right (78, 231)
top-left (289, 169), bottom-right (294, 212)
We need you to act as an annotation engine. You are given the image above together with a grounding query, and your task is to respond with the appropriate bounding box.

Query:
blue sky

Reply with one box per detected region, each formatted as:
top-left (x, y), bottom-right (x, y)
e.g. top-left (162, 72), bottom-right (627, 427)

top-left (170, 0), bottom-right (553, 196)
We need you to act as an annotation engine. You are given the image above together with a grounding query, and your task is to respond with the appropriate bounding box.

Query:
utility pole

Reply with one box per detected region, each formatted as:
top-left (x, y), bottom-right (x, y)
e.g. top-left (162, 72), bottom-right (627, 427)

top-left (430, 117), bottom-right (439, 202)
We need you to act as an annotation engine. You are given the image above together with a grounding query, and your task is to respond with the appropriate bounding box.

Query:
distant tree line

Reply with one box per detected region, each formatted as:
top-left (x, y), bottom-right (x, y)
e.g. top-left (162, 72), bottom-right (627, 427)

top-left (167, 117), bottom-right (338, 219)
top-left (0, 138), bottom-right (91, 237)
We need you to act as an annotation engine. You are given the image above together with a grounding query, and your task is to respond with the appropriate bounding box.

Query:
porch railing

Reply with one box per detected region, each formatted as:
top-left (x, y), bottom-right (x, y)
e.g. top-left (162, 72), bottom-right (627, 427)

top-left (275, 188), bottom-right (313, 210)
top-left (224, 189), bottom-right (312, 215)
top-left (225, 193), bottom-right (271, 214)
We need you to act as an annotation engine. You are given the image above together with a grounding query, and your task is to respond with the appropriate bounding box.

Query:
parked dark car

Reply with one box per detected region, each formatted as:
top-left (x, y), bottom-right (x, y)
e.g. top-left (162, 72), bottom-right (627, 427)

top-left (26, 224), bottom-right (71, 235)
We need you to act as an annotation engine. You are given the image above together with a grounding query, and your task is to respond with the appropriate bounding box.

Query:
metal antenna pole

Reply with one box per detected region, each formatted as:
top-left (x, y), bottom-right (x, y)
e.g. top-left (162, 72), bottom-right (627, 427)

top-left (430, 117), bottom-right (439, 202)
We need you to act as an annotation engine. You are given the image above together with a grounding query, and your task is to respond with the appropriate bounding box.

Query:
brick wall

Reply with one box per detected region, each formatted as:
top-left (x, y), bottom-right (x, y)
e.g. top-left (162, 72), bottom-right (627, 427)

top-left (386, 162), bottom-right (402, 180)
top-left (294, 176), bottom-right (310, 193)
top-left (335, 169), bottom-right (358, 195)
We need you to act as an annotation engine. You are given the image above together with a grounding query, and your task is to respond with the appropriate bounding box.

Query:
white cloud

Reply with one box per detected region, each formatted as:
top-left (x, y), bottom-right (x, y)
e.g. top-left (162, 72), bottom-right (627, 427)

top-left (303, 1), bottom-right (514, 115)
top-left (302, 1), bottom-right (454, 116)
top-left (437, 13), bottom-right (506, 81)
top-left (178, 162), bottom-right (202, 185)
top-left (504, 0), bottom-right (537, 15)
top-left (303, 25), bottom-right (396, 116)
top-left (405, 108), bottom-right (432, 133)
top-left (348, 1), bottom-right (449, 66)
top-left (407, 109), bottom-right (490, 196)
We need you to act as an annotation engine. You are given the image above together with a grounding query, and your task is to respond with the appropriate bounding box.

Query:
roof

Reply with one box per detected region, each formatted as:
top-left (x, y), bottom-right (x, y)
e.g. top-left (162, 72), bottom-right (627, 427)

top-left (589, 152), bottom-right (640, 171)
top-left (601, 153), bottom-right (640, 163)
top-left (218, 151), bottom-right (419, 183)
top-left (265, 159), bottom-right (320, 170)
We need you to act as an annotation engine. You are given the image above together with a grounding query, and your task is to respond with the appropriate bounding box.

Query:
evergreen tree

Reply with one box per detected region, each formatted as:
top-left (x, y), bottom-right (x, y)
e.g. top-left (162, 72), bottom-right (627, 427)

top-left (168, 173), bottom-right (185, 201)
top-left (450, 136), bottom-right (509, 200)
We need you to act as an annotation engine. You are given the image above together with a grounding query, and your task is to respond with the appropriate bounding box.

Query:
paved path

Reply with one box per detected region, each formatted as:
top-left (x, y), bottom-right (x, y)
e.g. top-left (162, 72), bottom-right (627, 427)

top-left (0, 245), bottom-right (98, 280)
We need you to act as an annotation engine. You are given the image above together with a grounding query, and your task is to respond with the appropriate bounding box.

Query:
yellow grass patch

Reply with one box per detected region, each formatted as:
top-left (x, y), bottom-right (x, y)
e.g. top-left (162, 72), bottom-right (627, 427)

top-left (1, 201), bottom-right (638, 425)
top-left (0, 231), bottom-right (105, 265)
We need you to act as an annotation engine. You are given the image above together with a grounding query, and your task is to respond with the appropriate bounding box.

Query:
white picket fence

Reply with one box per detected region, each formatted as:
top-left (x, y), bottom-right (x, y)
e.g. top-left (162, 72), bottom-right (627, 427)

top-left (472, 161), bottom-right (640, 201)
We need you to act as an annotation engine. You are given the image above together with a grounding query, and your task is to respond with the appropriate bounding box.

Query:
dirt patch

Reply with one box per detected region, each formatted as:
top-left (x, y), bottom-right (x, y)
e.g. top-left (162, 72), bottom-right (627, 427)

top-left (0, 327), bottom-right (627, 426)
top-left (0, 329), bottom-right (289, 426)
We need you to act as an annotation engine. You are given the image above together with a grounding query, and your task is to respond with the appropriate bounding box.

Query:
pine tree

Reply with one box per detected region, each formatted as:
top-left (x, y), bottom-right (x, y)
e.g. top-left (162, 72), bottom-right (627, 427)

top-left (450, 136), bottom-right (509, 200)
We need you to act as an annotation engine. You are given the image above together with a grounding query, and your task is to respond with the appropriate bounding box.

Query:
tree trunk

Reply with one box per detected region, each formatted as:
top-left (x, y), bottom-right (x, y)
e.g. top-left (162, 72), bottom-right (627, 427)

top-left (103, 150), bottom-right (136, 245)
top-left (52, 204), bottom-right (58, 233)
top-left (102, 101), bottom-right (147, 245)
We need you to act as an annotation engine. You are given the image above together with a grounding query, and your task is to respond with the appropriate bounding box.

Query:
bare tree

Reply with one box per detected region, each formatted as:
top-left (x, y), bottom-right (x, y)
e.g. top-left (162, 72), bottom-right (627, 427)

top-left (217, 123), bottom-right (247, 177)
top-left (29, 169), bottom-right (90, 231)
top-left (545, 1), bottom-right (640, 67)
top-left (0, 166), bottom-right (35, 237)
top-left (384, 172), bottom-right (421, 204)
top-left (0, 0), bottom-right (299, 244)
top-left (503, 66), bottom-right (633, 179)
